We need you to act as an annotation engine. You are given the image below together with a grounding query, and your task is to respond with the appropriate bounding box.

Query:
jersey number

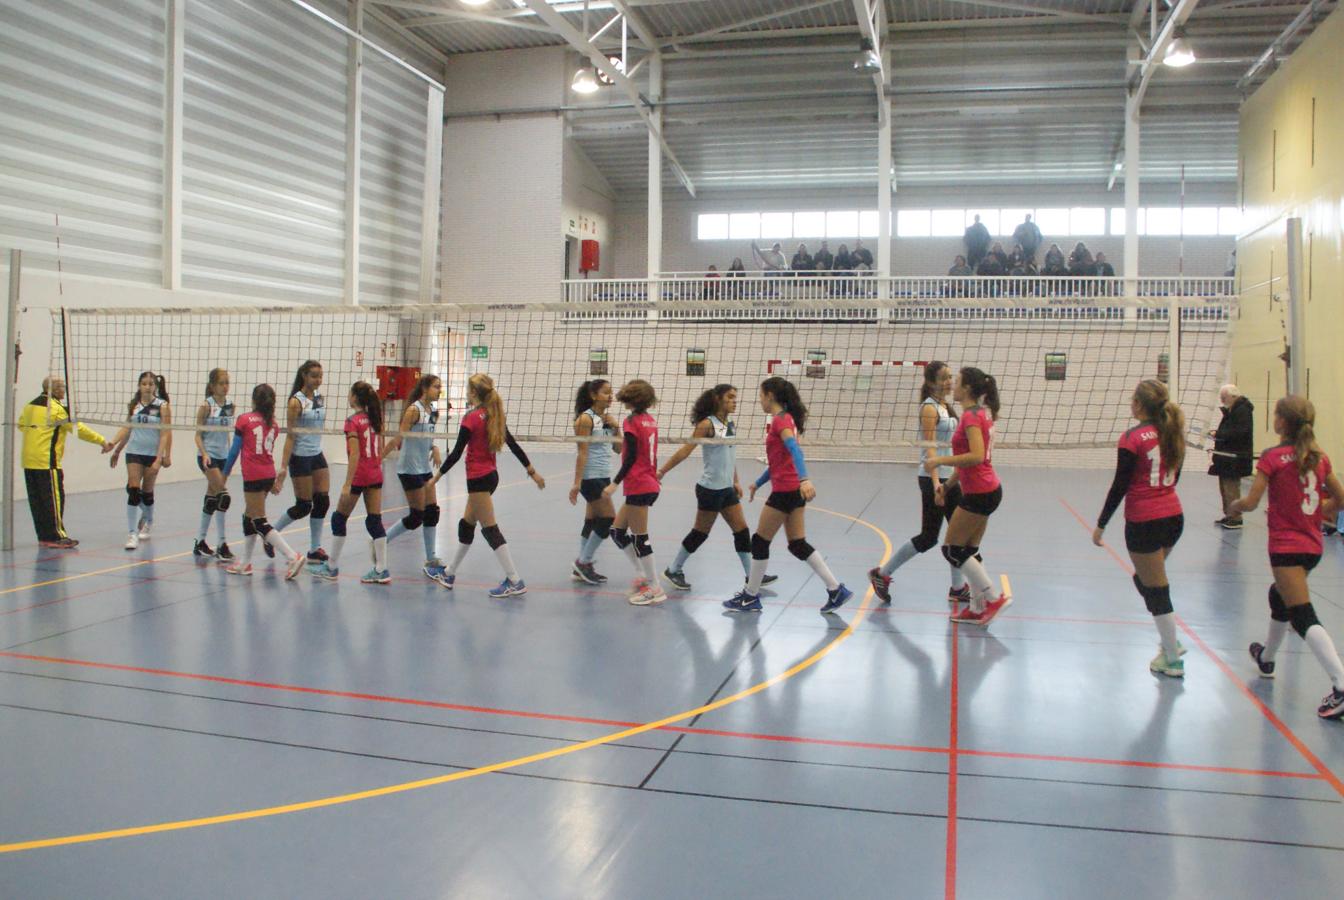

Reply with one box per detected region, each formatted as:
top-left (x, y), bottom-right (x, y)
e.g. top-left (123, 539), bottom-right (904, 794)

top-left (1146, 447), bottom-right (1177, 487)
top-left (1301, 471), bottom-right (1320, 515)
top-left (647, 434), bottom-right (658, 469)
top-left (362, 430), bottom-right (378, 460)
top-left (251, 426), bottom-right (276, 456)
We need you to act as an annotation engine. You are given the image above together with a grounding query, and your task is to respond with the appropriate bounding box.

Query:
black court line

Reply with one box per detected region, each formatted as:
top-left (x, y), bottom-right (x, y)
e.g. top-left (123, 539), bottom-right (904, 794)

top-left (1, 594), bottom-right (213, 653)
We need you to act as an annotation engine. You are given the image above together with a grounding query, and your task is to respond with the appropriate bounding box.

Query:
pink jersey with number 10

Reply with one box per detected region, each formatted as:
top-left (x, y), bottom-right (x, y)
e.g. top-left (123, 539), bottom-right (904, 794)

top-left (233, 411), bottom-right (278, 482)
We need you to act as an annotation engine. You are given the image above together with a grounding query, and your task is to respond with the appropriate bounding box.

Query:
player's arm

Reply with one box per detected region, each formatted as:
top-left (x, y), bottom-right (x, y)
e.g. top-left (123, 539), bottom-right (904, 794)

top-left (603, 432), bottom-right (638, 497)
top-left (504, 428), bottom-right (543, 488)
top-left (658, 419), bottom-right (710, 480)
top-left (1322, 471), bottom-right (1344, 521)
top-left (927, 424), bottom-right (984, 471)
top-left (384, 404), bottom-right (416, 458)
top-left (433, 425), bottom-right (471, 481)
top-left (570, 414), bottom-right (592, 505)
top-left (778, 425), bottom-right (815, 500)
top-left (278, 396), bottom-right (300, 477)
top-left (342, 430), bottom-right (358, 492)
top-left (222, 430), bottom-right (244, 477)
top-left (157, 402), bottom-right (173, 466)
top-left (195, 402), bottom-right (210, 459)
top-left (1228, 472), bottom-right (1270, 515)
top-left (1093, 449), bottom-right (1138, 544)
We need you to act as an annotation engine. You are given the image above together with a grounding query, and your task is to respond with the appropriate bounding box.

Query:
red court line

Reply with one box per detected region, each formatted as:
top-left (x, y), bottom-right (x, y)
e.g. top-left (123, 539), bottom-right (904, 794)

top-left (945, 623), bottom-right (960, 900)
top-left (958, 747), bottom-right (1321, 781)
top-left (1058, 497), bottom-right (1344, 799)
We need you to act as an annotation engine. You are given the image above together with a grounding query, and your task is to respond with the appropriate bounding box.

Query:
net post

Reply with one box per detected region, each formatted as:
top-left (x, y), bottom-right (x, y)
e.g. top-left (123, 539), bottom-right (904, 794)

top-left (1167, 295), bottom-right (1181, 405)
top-left (3, 250), bottom-right (21, 551)
top-left (60, 306), bottom-right (76, 429)
top-left (1286, 217), bottom-right (1305, 395)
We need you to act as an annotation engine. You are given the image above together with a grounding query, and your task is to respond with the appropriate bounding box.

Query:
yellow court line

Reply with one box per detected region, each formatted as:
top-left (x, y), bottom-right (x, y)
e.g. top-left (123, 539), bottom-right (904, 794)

top-left (0, 504), bottom-right (891, 853)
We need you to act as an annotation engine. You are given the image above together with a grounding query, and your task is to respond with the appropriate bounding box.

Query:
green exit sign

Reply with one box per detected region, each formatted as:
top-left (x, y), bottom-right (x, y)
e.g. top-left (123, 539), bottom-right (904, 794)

top-left (471, 323), bottom-right (485, 331)
top-left (471, 345), bottom-right (489, 359)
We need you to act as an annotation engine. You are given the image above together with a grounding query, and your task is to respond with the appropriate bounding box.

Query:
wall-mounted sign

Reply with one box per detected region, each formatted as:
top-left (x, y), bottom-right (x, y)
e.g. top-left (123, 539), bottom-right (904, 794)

top-left (806, 349), bottom-right (828, 379)
top-left (589, 348), bottom-right (608, 376)
top-left (686, 348), bottom-right (706, 377)
top-left (1044, 352), bottom-right (1067, 381)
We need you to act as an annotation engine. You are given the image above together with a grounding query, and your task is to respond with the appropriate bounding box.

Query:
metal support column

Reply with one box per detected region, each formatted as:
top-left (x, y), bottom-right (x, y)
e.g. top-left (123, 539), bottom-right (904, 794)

top-left (1123, 95), bottom-right (1140, 297)
top-left (419, 86), bottom-right (444, 303)
top-left (3, 251), bottom-right (21, 551)
top-left (648, 55), bottom-right (663, 295)
top-left (344, 0), bottom-right (365, 306)
top-left (162, 0), bottom-right (184, 290)
top-left (1286, 217), bottom-right (1306, 395)
top-left (877, 81), bottom-right (892, 293)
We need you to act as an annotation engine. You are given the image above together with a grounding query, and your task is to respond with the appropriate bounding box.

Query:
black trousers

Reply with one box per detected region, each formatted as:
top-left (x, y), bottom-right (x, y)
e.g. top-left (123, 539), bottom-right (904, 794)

top-left (25, 467), bottom-right (68, 541)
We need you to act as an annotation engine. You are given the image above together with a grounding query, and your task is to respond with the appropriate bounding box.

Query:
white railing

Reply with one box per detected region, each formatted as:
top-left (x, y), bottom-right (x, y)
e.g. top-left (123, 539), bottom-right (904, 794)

top-left (561, 275), bottom-right (1236, 305)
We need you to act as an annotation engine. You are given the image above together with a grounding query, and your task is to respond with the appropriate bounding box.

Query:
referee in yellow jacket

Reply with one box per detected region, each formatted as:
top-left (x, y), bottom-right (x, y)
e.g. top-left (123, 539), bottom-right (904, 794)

top-left (18, 376), bottom-right (112, 549)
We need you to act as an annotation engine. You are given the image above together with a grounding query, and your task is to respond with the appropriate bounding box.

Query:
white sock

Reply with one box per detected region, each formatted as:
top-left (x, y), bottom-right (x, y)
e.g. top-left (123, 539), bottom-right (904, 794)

top-left (127, 504), bottom-right (139, 533)
top-left (244, 533), bottom-right (258, 563)
top-left (1303, 624), bottom-right (1344, 687)
top-left (950, 566), bottom-right (966, 590)
top-left (215, 509), bottom-right (227, 542)
top-left (881, 541), bottom-right (918, 577)
top-left (328, 535), bottom-right (347, 568)
top-left (958, 556), bottom-right (996, 612)
top-left (422, 526), bottom-right (436, 561)
top-left (747, 557), bottom-right (768, 594)
top-left (1262, 619), bottom-right (1290, 661)
top-left (493, 542), bottom-right (519, 582)
top-left (805, 550), bottom-right (840, 592)
top-left (141, 503), bottom-right (153, 525)
top-left (1153, 613), bottom-right (1180, 658)
top-left (637, 548), bottom-right (658, 585)
top-left (197, 512), bottom-right (212, 542)
top-left (309, 516), bottom-right (324, 552)
top-left (373, 536), bottom-right (388, 572)
top-left (620, 540), bottom-right (640, 571)
top-left (447, 541), bottom-right (471, 576)
top-left (264, 529), bottom-right (296, 560)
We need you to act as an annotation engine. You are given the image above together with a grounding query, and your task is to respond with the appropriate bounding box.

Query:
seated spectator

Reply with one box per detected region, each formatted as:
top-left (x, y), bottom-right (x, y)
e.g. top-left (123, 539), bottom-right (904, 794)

top-left (832, 243), bottom-right (855, 296)
top-left (727, 256), bottom-right (746, 298)
top-left (1043, 242), bottom-right (1067, 275)
top-left (814, 240), bottom-right (834, 272)
top-left (1068, 241), bottom-right (1095, 276)
top-left (948, 254), bottom-right (972, 277)
top-left (853, 239), bottom-right (874, 269)
top-left (946, 254), bottom-right (972, 297)
top-left (752, 241), bottom-right (788, 274)
top-left (1094, 252), bottom-right (1115, 277)
top-left (791, 243), bottom-right (815, 273)
top-left (976, 252), bottom-right (1005, 277)
top-left (989, 241), bottom-right (1010, 272)
top-left (701, 264), bottom-right (721, 300)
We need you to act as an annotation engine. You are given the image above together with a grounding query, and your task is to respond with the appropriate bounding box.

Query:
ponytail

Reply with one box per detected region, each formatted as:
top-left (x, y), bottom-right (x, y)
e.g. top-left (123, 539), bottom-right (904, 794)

top-left (351, 381), bottom-right (383, 434)
top-left (760, 376), bottom-right (808, 434)
top-left (574, 379), bottom-right (608, 418)
top-left (1275, 395), bottom-right (1321, 477)
top-left (407, 373), bottom-right (439, 407)
top-left (470, 373), bottom-right (506, 453)
top-left (128, 370), bottom-right (164, 417)
top-left (919, 361), bottom-right (952, 415)
top-left (958, 367), bottom-right (1000, 420)
top-left (691, 384), bottom-right (735, 425)
top-left (205, 367), bottom-right (228, 399)
top-left (291, 360), bottom-right (322, 398)
top-left (1133, 380), bottom-right (1185, 472)
top-left (252, 383), bottom-right (277, 427)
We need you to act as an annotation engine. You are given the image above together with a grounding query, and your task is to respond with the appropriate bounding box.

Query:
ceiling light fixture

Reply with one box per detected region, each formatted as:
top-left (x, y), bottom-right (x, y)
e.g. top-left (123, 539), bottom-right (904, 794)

top-left (571, 66), bottom-right (600, 94)
top-left (1163, 33), bottom-right (1196, 68)
top-left (853, 38), bottom-right (881, 73)
top-left (459, 1), bottom-right (492, 7)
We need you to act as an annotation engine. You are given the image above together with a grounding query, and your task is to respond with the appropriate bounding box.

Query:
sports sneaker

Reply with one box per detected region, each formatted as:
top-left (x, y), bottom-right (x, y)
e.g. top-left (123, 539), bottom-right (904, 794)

top-left (226, 561), bottom-right (253, 576)
top-left (193, 539), bottom-right (215, 558)
top-left (1217, 518), bottom-right (1244, 530)
top-left (1319, 687), bottom-right (1344, 720)
top-left (821, 583), bottom-right (854, 613)
top-left (627, 579), bottom-right (651, 604)
top-left (761, 573), bottom-right (779, 586)
top-left (950, 605), bottom-right (985, 625)
top-left (572, 560), bottom-right (604, 585)
top-left (663, 568), bottom-right (692, 591)
top-left (436, 572), bottom-right (455, 590)
top-left (307, 548), bottom-right (329, 563)
top-left (215, 541), bottom-right (235, 562)
top-left (975, 593), bottom-right (1014, 627)
top-left (41, 537), bottom-right (79, 549)
top-left (1149, 648), bottom-right (1185, 678)
top-left (124, 532), bottom-right (139, 551)
top-left (722, 590), bottom-right (762, 613)
top-left (629, 585), bottom-right (668, 606)
top-left (948, 585), bottom-right (972, 604)
top-left (310, 562), bottom-right (339, 581)
top-left (868, 567), bottom-right (892, 604)
top-left (285, 553), bottom-right (306, 581)
top-left (137, 518), bottom-right (151, 540)
top-left (360, 568), bottom-right (392, 585)
top-left (423, 560), bottom-right (446, 583)
top-left (1249, 642), bottom-right (1276, 678)
top-left (489, 578), bottom-right (526, 598)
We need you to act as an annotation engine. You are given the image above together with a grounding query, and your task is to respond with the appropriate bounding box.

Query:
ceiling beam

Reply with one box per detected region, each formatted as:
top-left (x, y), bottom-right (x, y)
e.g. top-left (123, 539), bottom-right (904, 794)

top-left (1237, 0), bottom-right (1335, 92)
top-left (1129, 0), bottom-right (1200, 113)
top-left (518, 0), bottom-right (695, 196)
top-left (670, 0), bottom-right (844, 44)
top-left (1128, 0), bottom-right (1153, 32)
top-left (850, 0), bottom-right (887, 126)
top-left (944, 0), bottom-right (1122, 23)
top-left (608, 0), bottom-right (661, 56)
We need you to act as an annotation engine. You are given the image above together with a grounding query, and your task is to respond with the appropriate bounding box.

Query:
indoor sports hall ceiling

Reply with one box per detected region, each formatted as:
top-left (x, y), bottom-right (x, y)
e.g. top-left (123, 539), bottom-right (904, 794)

top-left (373, 0), bottom-right (1336, 192)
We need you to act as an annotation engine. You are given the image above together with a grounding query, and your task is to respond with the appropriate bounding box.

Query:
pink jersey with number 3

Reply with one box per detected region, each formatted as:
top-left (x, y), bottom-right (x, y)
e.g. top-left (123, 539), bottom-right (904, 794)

top-left (344, 412), bottom-right (384, 486)
top-left (1258, 445), bottom-right (1333, 556)
top-left (1117, 424), bottom-right (1183, 522)
top-left (234, 412), bottom-right (278, 482)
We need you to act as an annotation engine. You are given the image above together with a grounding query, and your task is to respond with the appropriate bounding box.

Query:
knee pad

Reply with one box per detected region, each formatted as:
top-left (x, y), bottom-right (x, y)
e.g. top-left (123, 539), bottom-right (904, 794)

top-left (141, 491), bottom-right (155, 508)
top-left (733, 528), bottom-right (750, 554)
top-left (286, 499), bottom-right (313, 521)
top-left (787, 538), bottom-right (814, 561)
top-left (942, 544), bottom-right (975, 568)
top-left (457, 519), bottom-right (476, 545)
top-left (581, 519), bottom-right (594, 539)
top-left (330, 511), bottom-right (348, 537)
top-left (910, 532), bottom-right (938, 554)
top-left (203, 494), bottom-right (219, 515)
top-left (400, 509), bottom-right (423, 532)
top-left (1141, 584), bottom-right (1173, 617)
top-left (126, 486), bottom-right (142, 507)
top-left (365, 516), bottom-right (386, 539)
top-left (634, 533), bottom-right (653, 558)
top-left (422, 504), bottom-right (440, 528)
top-left (593, 516), bottom-right (613, 539)
top-left (242, 516), bottom-right (256, 537)
top-left (682, 529), bottom-right (709, 554)
top-left (1268, 585), bottom-right (1290, 622)
top-left (311, 492), bottom-right (330, 519)
top-left (252, 516), bottom-right (272, 537)
top-left (751, 533), bottom-right (771, 560)
top-left (968, 546), bottom-right (982, 564)
top-left (1289, 602), bottom-right (1322, 639)
top-left (1132, 573), bottom-right (1146, 598)
top-left (216, 491), bottom-right (231, 512)
top-left (482, 524), bottom-right (505, 550)
top-left (611, 526), bottom-right (632, 549)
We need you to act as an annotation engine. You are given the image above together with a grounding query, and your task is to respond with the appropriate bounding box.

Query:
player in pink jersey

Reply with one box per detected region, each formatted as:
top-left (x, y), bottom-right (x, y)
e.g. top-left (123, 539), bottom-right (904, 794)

top-left (602, 379), bottom-right (667, 605)
top-left (724, 377), bottom-right (850, 614)
top-left (1229, 395), bottom-right (1344, 718)
top-left (221, 384), bottom-right (304, 579)
top-left (311, 382), bottom-right (389, 584)
top-left (431, 373), bottom-right (544, 597)
top-left (1092, 380), bottom-right (1188, 677)
top-left (923, 367), bottom-right (1010, 627)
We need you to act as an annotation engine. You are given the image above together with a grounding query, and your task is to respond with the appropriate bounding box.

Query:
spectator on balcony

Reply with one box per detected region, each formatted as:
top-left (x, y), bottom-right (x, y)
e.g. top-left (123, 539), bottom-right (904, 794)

top-left (1008, 243), bottom-right (1036, 275)
top-left (853, 239), bottom-right (874, 270)
top-left (1042, 242), bottom-right (1066, 276)
top-left (832, 243), bottom-right (855, 296)
top-left (1094, 252), bottom-right (1115, 277)
top-left (727, 257), bottom-right (746, 299)
top-left (702, 264), bottom-right (721, 300)
top-left (948, 255), bottom-right (972, 277)
top-left (814, 241), bottom-right (834, 272)
top-left (1012, 213), bottom-right (1042, 265)
top-left (989, 241), bottom-right (1010, 272)
top-left (1068, 241), bottom-right (1096, 277)
top-left (964, 215), bottom-right (991, 268)
top-left (751, 241), bottom-right (787, 275)
top-left (791, 243), bottom-right (815, 273)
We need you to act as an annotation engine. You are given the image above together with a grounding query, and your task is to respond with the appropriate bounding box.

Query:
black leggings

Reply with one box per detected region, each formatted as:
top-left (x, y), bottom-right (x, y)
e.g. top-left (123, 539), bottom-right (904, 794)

top-left (911, 476), bottom-right (961, 553)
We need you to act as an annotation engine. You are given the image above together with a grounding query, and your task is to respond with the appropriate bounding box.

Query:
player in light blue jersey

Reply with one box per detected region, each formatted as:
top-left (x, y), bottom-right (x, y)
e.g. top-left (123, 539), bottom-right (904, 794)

top-left (273, 360), bottom-right (330, 567)
top-left (656, 384), bottom-right (774, 592)
top-left (570, 379), bottom-right (618, 585)
top-left (109, 371), bottom-right (172, 550)
top-left (192, 367), bottom-right (235, 561)
top-left (383, 373), bottom-right (447, 584)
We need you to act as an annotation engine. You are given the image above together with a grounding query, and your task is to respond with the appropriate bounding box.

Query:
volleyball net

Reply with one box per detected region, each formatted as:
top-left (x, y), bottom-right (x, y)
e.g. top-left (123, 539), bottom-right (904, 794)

top-left (50, 294), bottom-right (1236, 464)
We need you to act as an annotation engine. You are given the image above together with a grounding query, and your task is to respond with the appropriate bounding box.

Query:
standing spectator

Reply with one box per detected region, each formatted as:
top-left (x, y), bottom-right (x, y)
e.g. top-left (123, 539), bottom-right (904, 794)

top-left (727, 256), bottom-right (746, 299)
top-left (790, 243), bottom-right (814, 273)
top-left (1043, 242), bottom-right (1067, 275)
top-left (853, 239), bottom-right (874, 269)
top-left (751, 241), bottom-right (788, 295)
top-left (1011, 213), bottom-right (1042, 265)
top-left (963, 215), bottom-right (991, 268)
top-left (1068, 241), bottom-right (1096, 276)
top-left (813, 240), bottom-right (834, 272)
top-left (1209, 384), bottom-right (1254, 529)
top-left (18, 376), bottom-right (114, 548)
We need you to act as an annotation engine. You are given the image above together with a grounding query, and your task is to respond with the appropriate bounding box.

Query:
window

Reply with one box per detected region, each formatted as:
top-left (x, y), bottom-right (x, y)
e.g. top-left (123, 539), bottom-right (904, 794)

top-left (858, 210), bottom-right (880, 237)
top-left (1069, 207), bottom-right (1105, 236)
top-left (826, 210), bottom-right (859, 239)
top-left (1033, 208), bottom-right (1069, 236)
top-left (896, 209), bottom-right (931, 237)
top-left (931, 209), bottom-right (966, 237)
top-left (728, 213), bottom-right (760, 240)
top-left (1218, 206), bottom-right (1242, 236)
top-left (793, 210), bottom-right (826, 238)
top-left (1109, 207), bottom-right (1146, 236)
top-left (760, 211), bottom-right (793, 239)
top-left (967, 209), bottom-right (1001, 235)
top-left (1182, 207), bottom-right (1219, 235)
top-left (697, 214), bottom-right (728, 241)
top-left (1145, 207), bottom-right (1182, 235)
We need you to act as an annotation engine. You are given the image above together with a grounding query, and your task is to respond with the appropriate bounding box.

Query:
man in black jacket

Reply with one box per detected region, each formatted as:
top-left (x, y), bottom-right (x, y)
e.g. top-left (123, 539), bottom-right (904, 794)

top-left (1209, 384), bottom-right (1254, 529)
top-left (964, 215), bottom-right (991, 268)
top-left (1011, 214), bottom-right (1042, 265)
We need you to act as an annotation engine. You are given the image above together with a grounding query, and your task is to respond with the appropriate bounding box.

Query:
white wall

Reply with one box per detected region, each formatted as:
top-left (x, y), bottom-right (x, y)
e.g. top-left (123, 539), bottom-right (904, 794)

top-left (562, 140), bottom-right (616, 277)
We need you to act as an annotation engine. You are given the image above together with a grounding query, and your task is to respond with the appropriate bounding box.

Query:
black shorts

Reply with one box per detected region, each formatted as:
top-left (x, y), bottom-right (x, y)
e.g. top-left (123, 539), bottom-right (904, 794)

top-left (1270, 552), bottom-right (1320, 572)
top-left (290, 453), bottom-right (328, 477)
top-left (466, 471), bottom-right (499, 495)
top-left (766, 489), bottom-right (807, 513)
top-left (580, 478), bottom-right (610, 503)
top-left (696, 484), bottom-right (740, 512)
top-left (398, 472), bottom-right (432, 491)
top-left (350, 481), bottom-right (383, 496)
top-left (958, 485), bottom-right (1002, 517)
top-left (197, 455), bottom-right (226, 473)
top-left (244, 477), bottom-right (275, 494)
top-left (1125, 514), bottom-right (1184, 554)
top-left (916, 476), bottom-right (960, 540)
top-left (125, 453), bottom-right (157, 468)
top-left (624, 492), bottom-right (659, 508)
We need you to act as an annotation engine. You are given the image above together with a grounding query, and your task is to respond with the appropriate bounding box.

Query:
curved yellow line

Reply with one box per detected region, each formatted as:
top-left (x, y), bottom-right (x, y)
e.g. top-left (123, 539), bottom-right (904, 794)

top-left (0, 505), bottom-right (891, 853)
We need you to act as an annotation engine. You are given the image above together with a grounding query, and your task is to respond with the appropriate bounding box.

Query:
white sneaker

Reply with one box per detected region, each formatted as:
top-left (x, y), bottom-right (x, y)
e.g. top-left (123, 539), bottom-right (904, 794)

top-left (284, 553), bottom-right (305, 581)
top-left (629, 586), bottom-right (667, 606)
top-left (626, 579), bottom-right (650, 604)
top-left (137, 522), bottom-right (152, 540)
top-left (124, 532), bottom-right (139, 550)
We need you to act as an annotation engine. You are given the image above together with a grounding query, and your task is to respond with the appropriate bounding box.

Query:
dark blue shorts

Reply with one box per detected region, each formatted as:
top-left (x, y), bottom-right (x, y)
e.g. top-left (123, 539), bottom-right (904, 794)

top-left (290, 453), bottom-right (328, 477)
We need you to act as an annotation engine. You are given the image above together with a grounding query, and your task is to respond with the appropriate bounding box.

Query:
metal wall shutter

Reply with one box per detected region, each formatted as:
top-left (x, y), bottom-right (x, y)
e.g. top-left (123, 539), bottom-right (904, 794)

top-left (0, 0), bottom-right (165, 284)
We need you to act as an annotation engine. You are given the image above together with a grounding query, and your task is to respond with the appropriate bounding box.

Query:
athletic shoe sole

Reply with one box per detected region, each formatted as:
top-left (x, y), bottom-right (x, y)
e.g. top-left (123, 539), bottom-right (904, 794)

top-left (285, 554), bottom-right (305, 580)
top-left (664, 569), bottom-right (692, 591)
top-left (1249, 642), bottom-right (1275, 678)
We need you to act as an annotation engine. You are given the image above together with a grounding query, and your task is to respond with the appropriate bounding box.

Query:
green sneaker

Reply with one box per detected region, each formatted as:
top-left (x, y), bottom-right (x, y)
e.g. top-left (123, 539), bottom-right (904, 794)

top-left (1150, 648), bottom-right (1185, 678)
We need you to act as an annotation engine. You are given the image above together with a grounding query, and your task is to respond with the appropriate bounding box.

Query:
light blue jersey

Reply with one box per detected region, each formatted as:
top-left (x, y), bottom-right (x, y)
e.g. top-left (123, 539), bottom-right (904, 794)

top-left (202, 395), bottom-right (234, 459)
top-left (698, 415), bottom-right (736, 490)
top-left (125, 397), bottom-right (165, 457)
top-left (397, 399), bottom-right (438, 475)
top-left (920, 397), bottom-right (956, 480)
top-left (292, 390), bottom-right (325, 457)
top-left (581, 408), bottom-right (614, 479)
